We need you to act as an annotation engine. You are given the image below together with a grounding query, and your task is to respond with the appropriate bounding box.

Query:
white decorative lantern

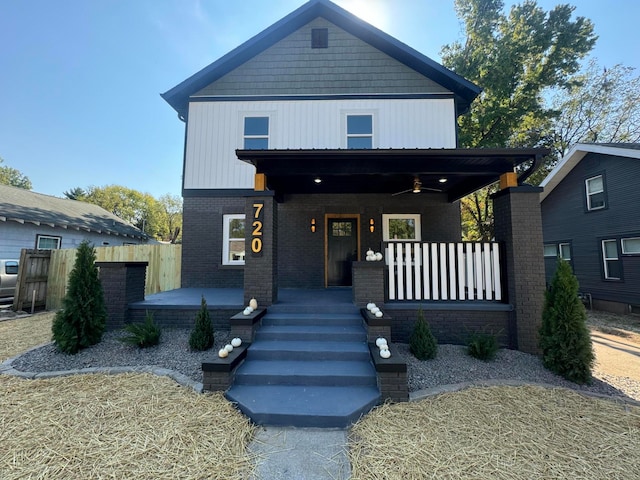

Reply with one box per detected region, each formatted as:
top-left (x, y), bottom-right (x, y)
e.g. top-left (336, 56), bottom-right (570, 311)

top-left (231, 337), bottom-right (242, 348)
top-left (224, 344), bottom-right (234, 353)
top-left (380, 349), bottom-right (391, 359)
top-left (218, 348), bottom-right (229, 358)
top-left (249, 298), bottom-right (258, 310)
top-left (375, 310), bottom-right (383, 318)
top-left (375, 337), bottom-right (387, 347)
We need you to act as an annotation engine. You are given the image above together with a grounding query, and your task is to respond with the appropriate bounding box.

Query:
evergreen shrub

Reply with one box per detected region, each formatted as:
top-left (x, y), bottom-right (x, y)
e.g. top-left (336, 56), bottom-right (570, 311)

top-left (189, 296), bottom-right (214, 351)
top-left (119, 311), bottom-right (161, 348)
top-left (409, 307), bottom-right (438, 360)
top-left (467, 332), bottom-right (498, 361)
top-left (52, 240), bottom-right (106, 354)
top-left (539, 259), bottom-right (594, 384)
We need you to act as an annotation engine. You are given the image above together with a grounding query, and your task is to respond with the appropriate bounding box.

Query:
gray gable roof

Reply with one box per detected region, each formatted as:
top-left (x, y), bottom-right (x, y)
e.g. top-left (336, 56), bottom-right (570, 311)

top-left (162, 0), bottom-right (481, 119)
top-left (0, 184), bottom-right (147, 239)
top-left (540, 143), bottom-right (640, 201)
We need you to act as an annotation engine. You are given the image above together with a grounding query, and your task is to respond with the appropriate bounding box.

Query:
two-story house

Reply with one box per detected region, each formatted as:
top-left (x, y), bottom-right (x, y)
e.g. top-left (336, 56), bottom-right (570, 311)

top-left (162, 0), bottom-right (547, 354)
top-left (541, 143), bottom-right (640, 314)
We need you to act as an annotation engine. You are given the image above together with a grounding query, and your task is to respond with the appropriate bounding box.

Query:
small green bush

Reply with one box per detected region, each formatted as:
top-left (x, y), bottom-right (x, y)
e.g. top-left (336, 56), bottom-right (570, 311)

top-left (189, 296), bottom-right (214, 351)
top-left (409, 307), bottom-right (438, 360)
top-left (539, 259), bottom-right (594, 384)
top-left (119, 311), bottom-right (161, 348)
top-left (467, 332), bottom-right (498, 361)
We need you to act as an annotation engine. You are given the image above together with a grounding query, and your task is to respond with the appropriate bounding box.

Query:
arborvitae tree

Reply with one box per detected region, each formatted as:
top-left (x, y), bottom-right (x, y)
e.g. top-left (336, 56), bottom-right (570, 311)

top-left (539, 259), bottom-right (594, 384)
top-left (189, 296), bottom-right (214, 351)
top-left (52, 240), bottom-right (106, 354)
top-left (409, 307), bottom-right (438, 360)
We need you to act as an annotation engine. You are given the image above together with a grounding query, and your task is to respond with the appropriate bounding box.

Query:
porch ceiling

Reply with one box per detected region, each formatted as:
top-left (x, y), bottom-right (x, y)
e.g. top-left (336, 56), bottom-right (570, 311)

top-left (236, 148), bottom-right (549, 202)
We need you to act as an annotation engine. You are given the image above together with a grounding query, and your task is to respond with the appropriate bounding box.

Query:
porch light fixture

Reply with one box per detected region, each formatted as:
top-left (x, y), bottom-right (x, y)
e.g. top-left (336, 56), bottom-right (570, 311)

top-left (314, 177), bottom-right (322, 184)
top-left (412, 178), bottom-right (422, 194)
top-left (311, 218), bottom-right (316, 233)
top-left (439, 178), bottom-right (448, 183)
top-left (369, 218), bottom-right (375, 233)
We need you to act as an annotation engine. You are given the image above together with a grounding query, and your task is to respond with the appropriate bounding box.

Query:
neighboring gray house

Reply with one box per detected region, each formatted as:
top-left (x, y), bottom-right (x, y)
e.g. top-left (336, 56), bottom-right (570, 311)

top-left (540, 143), bottom-right (640, 314)
top-left (0, 184), bottom-right (149, 258)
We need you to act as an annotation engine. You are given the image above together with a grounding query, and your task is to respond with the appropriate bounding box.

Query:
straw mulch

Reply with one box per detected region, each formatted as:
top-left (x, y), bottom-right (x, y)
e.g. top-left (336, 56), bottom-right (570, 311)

top-left (0, 373), bottom-right (256, 479)
top-left (349, 385), bottom-right (640, 480)
top-left (0, 311), bottom-right (54, 362)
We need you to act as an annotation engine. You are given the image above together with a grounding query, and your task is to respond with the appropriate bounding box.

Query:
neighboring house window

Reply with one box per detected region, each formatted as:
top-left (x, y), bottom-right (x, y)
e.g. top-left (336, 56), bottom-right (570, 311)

top-left (585, 175), bottom-right (605, 211)
top-left (347, 115), bottom-right (373, 149)
top-left (543, 244), bottom-right (557, 257)
top-left (602, 239), bottom-right (621, 280)
top-left (36, 235), bottom-right (61, 250)
top-left (311, 28), bottom-right (328, 48)
top-left (383, 214), bottom-right (421, 241)
top-left (622, 237), bottom-right (640, 254)
top-left (223, 214), bottom-right (245, 265)
top-left (244, 117), bottom-right (269, 149)
top-left (559, 243), bottom-right (571, 260)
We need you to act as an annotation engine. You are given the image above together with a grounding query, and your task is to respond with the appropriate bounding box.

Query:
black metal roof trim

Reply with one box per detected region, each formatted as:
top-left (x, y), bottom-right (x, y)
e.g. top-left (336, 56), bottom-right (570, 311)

top-left (188, 93), bottom-right (455, 103)
top-left (161, 0), bottom-right (481, 118)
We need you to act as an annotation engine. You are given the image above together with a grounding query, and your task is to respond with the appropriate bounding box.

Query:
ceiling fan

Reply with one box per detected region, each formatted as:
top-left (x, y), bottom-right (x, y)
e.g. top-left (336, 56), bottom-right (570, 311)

top-left (392, 177), bottom-right (442, 196)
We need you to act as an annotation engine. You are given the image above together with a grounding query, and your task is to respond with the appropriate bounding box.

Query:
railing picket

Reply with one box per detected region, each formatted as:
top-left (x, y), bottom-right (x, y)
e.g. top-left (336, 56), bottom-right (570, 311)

top-left (414, 243), bottom-right (422, 300)
top-left (457, 243), bottom-right (465, 299)
top-left (439, 243), bottom-right (448, 300)
top-left (474, 244), bottom-right (483, 300)
top-left (492, 243), bottom-right (502, 301)
top-left (396, 243), bottom-right (404, 300)
top-left (431, 243), bottom-right (439, 300)
top-left (387, 243), bottom-right (396, 300)
top-left (448, 243), bottom-right (457, 300)
top-left (465, 243), bottom-right (474, 300)
top-left (483, 243), bottom-right (492, 300)
top-left (423, 245), bottom-right (430, 300)
top-left (405, 243), bottom-right (413, 300)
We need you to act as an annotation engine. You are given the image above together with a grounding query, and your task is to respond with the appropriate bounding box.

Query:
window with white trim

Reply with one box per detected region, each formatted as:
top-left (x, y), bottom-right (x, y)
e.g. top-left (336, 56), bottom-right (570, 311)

top-left (243, 117), bottom-right (269, 150)
top-left (602, 239), bottom-right (621, 280)
top-left (586, 175), bottom-right (605, 210)
top-left (559, 243), bottom-right (571, 260)
top-left (222, 215), bottom-right (245, 265)
top-left (622, 237), bottom-right (640, 254)
top-left (36, 235), bottom-right (61, 250)
top-left (543, 244), bottom-right (557, 257)
top-left (383, 214), bottom-right (421, 241)
top-left (346, 114), bottom-right (373, 149)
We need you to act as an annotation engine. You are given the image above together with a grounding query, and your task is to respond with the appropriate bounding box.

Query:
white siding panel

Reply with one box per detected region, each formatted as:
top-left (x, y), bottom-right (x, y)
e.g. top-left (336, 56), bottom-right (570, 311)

top-left (184, 98), bottom-right (456, 190)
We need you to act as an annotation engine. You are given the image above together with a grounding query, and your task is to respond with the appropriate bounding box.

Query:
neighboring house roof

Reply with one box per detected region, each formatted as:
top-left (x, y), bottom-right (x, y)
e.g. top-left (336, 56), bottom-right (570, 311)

top-left (161, 0), bottom-right (481, 119)
top-left (540, 143), bottom-right (640, 201)
top-left (0, 184), bottom-right (148, 240)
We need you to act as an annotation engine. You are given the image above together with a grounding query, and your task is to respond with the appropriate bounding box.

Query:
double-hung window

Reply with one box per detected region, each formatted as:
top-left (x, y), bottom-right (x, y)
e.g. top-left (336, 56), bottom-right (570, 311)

top-left (586, 175), bottom-right (605, 210)
top-left (222, 215), bottom-right (245, 265)
top-left (346, 115), bottom-right (373, 149)
top-left (244, 117), bottom-right (269, 150)
top-left (36, 235), bottom-right (61, 250)
top-left (559, 243), bottom-right (571, 260)
top-left (602, 239), bottom-right (621, 280)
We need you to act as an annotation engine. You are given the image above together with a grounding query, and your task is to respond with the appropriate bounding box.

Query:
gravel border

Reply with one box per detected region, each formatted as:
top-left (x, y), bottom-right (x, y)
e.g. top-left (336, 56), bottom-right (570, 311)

top-left (3, 328), bottom-right (639, 403)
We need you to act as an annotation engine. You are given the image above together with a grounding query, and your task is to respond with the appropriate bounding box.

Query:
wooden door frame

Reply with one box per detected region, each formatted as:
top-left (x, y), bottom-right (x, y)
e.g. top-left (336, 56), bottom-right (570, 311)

top-left (324, 214), bottom-right (361, 287)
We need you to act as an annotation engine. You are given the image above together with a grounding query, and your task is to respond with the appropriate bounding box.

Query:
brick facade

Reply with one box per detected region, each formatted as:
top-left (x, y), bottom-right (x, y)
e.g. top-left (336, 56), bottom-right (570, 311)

top-left (244, 195), bottom-right (278, 306)
top-left (97, 262), bottom-right (148, 330)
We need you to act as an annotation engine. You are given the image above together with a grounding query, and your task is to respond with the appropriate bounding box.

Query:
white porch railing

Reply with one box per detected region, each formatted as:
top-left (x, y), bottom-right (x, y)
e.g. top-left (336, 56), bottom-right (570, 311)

top-left (386, 242), bottom-right (503, 301)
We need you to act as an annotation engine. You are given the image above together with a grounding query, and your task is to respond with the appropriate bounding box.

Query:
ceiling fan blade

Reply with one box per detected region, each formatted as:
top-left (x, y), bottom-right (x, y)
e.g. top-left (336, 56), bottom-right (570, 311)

top-left (421, 187), bottom-right (443, 192)
top-left (391, 188), bottom-right (413, 196)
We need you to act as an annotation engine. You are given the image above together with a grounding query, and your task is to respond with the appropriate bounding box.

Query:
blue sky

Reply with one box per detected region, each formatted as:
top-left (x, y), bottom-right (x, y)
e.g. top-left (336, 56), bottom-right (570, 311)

top-left (1, 0), bottom-right (638, 199)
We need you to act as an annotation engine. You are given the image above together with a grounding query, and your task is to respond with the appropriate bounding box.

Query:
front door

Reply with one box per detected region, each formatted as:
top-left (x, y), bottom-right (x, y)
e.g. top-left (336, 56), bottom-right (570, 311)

top-left (326, 217), bottom-right (358, 286)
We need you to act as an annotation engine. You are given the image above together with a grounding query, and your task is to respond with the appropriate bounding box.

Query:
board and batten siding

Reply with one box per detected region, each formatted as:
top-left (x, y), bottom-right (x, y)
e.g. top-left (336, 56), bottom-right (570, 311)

top-left (184, 98), bottom-right (457, 190)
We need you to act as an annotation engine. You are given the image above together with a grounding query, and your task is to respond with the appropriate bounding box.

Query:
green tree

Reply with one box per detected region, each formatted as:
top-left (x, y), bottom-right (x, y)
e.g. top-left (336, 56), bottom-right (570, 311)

top-left (63, 187), bottom-right (87, 200)
top-left (52, 240), bottom-right (107, 354)
top-left (539, 259), bottom-right (594, 384)
top-left (409, 307), bottom-right (438, 360)
top-left (444, 0), bottom-right (596, 239)
top-left (158, 194), bottom-right (183, 243)
top-left (0, 157), bottom-right (32, 190)
top-left (189, 296), bottom-right (214, 351)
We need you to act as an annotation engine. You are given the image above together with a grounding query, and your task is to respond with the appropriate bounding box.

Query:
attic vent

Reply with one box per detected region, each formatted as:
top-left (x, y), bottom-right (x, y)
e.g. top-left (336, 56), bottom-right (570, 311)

top-left (311, 28), bottom-right (328, 48)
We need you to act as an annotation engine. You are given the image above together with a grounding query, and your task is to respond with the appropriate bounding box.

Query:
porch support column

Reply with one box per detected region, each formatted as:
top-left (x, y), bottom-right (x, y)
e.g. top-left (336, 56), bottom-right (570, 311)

top-left (492, 185), bottom-right (545, 354)
top-left (244, 193), bottom-right (277, 306)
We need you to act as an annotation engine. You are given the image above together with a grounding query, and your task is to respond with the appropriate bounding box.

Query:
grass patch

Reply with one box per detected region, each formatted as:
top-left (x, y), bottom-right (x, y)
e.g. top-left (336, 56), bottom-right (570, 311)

top-left (0, 311), bottom-right (54, 362)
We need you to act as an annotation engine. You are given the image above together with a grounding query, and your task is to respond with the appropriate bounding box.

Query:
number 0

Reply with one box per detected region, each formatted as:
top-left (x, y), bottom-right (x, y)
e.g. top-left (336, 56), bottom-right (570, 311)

top-left (251, 238), bottom-right (262, 253)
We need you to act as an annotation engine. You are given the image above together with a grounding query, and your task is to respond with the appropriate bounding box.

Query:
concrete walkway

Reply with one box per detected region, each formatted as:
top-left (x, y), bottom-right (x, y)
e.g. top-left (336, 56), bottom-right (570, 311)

top-left (249, 427), bottom-right (351, 480)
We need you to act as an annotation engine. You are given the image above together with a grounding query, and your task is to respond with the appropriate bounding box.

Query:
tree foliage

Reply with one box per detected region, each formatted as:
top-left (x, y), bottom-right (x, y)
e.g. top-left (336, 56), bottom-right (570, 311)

top-left (550, 60), bottom-right (640, 158)
top-left (0, 157), bottom-right (32, 190)
top-left (539, 259), bottom-right (594, 384)
top-left (444, 0), bottom-right (596, 240)
top-left (52, 240), bottom-right (106, 354)
top-left (409, 307), bottom-right (438, 360)
top-left (189, 296), bottom-right (214, 351)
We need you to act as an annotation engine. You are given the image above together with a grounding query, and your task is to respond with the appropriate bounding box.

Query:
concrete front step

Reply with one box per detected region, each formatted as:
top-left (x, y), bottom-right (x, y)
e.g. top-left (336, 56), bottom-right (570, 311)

top-left (234, 359), bottom-right (377, 386)
top-left (225, 384), bottom-right (381, 428)
top-left (255, 324), bottom-right (366, 342)
top-left (261, 312), bottom-right (362, 326)
top-left (247, 339), bottom-right (371, 361)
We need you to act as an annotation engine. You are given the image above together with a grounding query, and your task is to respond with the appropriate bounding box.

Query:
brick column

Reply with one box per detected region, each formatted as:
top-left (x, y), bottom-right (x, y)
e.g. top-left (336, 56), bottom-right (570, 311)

top-left (352, 261), bottom-right (385, 306)
top-left (492, 186), bottom-right (545, 354)
top-left (244, 194), bottom-right (277, 306)
top-left (97, 262), bottom-right (148, 330)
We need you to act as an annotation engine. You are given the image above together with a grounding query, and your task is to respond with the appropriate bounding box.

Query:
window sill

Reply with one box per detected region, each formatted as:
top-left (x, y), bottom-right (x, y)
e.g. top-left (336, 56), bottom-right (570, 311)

top-left (220, 264), bottom-right (245, 270)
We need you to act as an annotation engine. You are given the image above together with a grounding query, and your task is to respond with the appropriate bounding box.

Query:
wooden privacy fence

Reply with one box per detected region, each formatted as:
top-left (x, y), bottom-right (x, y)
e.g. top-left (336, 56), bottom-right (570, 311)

top-left (13, 249), bottom-right (51, 312)
top-left (386, 242), bottom-right (503, 301)
top-left (47, 244), bottom-right (181, 310)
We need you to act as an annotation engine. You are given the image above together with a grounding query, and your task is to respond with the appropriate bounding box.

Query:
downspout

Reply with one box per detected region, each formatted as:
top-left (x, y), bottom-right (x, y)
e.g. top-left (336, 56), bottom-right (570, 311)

top-left (517, 154), bottom-right (544, 185)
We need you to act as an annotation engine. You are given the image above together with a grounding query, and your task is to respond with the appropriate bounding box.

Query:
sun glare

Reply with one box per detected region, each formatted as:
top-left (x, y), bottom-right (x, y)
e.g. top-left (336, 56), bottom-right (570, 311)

top-left (338, 0), bottom-right (391, 30)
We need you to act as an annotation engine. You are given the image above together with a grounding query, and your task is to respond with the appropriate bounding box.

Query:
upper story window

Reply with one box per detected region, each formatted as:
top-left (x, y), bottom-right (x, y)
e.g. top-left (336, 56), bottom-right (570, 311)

top-left (311, 28), bottom-right (328, 48)
top-left (222, 214), bottom-right (246, 265)
top-left (36, 234), bottom-right (61, 250)
top-left (585, 175), bottom-right (605, 211)
top-left (347, 115), bottom-right (373, 149)
top-left (244, 117), bottom-right (269, 150)
top-left (383, 214), bottom-right (421, 241)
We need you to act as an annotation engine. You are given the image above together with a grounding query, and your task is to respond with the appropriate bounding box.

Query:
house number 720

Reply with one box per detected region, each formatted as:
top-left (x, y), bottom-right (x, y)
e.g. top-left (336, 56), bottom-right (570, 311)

top-left (251, 202), bottom-right (264, 256)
